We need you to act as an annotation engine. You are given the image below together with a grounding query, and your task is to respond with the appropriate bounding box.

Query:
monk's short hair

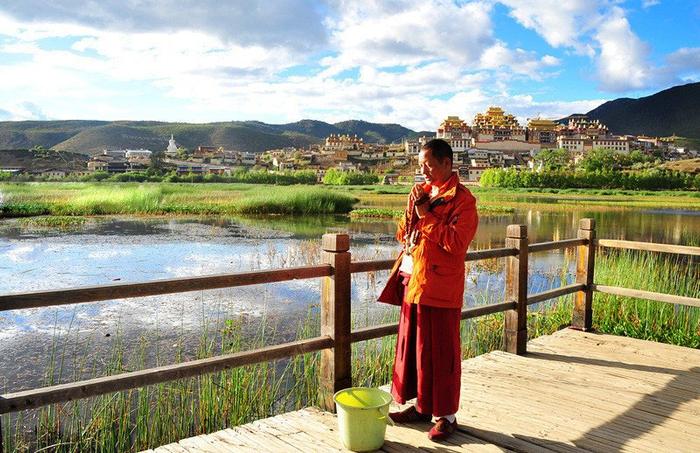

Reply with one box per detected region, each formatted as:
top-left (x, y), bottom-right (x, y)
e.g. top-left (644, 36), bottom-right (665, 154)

top-left (422, 138), bottom-right (453, 164)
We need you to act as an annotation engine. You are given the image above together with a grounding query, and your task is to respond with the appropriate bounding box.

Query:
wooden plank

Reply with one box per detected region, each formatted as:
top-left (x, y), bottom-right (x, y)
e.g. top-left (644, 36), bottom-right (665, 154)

top-left (462, 334), bottom-right (700, 451)
top-left (465, 356), bottom-right (700, 441)
top-left (253, 413), bottom-right (343, 452)
top-left (596, 239), bottom-right (700, 256)
top-left (0, 336), bottom-right (333, 414)
top-left (530, 330), bottom-right (699, 369)
top-left (0, 264), bottom-right (332, 312)
top-left (152, 442), bottom-right (194, 453)
top-left (460, 379), bottom-right (692, 452)
top-left (475, 354), bottom-right (700, 430)
top-left (593, 284), bottom-right (700, 308)
top-left (179, 435), bottom-right (230, 453)
top-left (526, 283), bottom-right (585, 305)
top-left (458, 365), bottom-right (666, 452)
top-left (207, 429), bottom-right (265, 452)
top-left (225, 426), bottom-right (299, 452)
top-left (279, 410), bottom-right (347, 451)
top-left (529, 238), bottom-right (587, 253)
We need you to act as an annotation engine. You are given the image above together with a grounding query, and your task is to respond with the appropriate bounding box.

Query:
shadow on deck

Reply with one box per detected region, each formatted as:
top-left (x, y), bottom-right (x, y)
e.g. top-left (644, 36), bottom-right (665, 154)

top-left (144, 329), bottom-right (700, 452)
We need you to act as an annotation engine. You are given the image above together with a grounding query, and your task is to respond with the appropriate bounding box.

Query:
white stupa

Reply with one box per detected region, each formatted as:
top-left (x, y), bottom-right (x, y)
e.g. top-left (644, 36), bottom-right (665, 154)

top-left (166, 134), bottom-right (178, 156)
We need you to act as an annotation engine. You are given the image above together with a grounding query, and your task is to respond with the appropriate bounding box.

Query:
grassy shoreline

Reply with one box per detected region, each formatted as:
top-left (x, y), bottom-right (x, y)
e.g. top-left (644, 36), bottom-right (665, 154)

top-left (2, 182), bottom-right (699, 221)
top-left (0, 183), bottom-right (357, 217)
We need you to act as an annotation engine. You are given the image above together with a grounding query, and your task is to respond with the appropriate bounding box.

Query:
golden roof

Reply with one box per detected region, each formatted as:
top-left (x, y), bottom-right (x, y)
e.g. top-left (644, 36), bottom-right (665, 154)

top-left (438, 116), bottom-right (469, 130)
top-left (527, 118), bottom-right (558, 130)
top-left (473, 106), bottom-right (522, 129)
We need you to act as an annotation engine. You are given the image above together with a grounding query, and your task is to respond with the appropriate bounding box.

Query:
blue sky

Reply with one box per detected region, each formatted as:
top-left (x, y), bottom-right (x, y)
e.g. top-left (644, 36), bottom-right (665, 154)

top-left (0, 0), bottom-right (698, 130)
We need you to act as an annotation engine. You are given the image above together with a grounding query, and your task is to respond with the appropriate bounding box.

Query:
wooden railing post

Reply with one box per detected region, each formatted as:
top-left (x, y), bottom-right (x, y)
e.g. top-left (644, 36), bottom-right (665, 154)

top-left (319, 233), bottom-right (352, 412)
top-left (572, 218), bottom-right (596, 331)
top-left (504, 224), bottom-right (528, 355)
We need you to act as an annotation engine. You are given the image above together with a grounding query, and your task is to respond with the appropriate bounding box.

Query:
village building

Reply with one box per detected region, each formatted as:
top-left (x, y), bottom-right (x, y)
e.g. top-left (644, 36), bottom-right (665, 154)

top-left (31, 169), bottom-right (67, 179)
top-left (436, 116), bottom-right (471, 154)
top-left (125, 149), bottom-right (152, 164)
top-left (526, 118), bottom-right (558, 148)
top-left (557, 137), bottom-right (630, 153)
top-left (559, 115), bottom-right (610, 139)
top-left (323, 134), bottom-right (364, 151)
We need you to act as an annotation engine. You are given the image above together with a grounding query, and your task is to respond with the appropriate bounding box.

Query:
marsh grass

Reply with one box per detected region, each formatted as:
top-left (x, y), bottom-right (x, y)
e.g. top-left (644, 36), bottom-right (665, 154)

top-left (2, 240), bottom-right (699, 452)
top-left (0, 183), bottom-right (357, 217)
top-left (18, 216), bottom-right (89, 229)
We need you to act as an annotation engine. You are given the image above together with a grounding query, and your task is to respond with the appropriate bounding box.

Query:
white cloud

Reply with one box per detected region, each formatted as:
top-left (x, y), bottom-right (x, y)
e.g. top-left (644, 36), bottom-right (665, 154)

top-left (0, 1), bottom-right (328, 51)
top-left (479, 42), bottom-right (560, 80)
top-left (594, 8), bottom-right (653, 91)
top-left (0, 0), bottom-right (691, 130)
top-left (326, 0), bottom-right (495, 69)
top-left (642, 0), bottom-right (660, 8)
top-left (0, 102), bottom-right (49, 121)
top-left (499, 0), bottom-right (603, 52)
top-left (499, 1), bottom-right (699, 92)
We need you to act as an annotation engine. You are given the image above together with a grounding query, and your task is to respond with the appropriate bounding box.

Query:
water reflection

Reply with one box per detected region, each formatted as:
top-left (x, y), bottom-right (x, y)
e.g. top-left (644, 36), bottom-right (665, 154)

top-left (0, 206), bottom-right (698, 388)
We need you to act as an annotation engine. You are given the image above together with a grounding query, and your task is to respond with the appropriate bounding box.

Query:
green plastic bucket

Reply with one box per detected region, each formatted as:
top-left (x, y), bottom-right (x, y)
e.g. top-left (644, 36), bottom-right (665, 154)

top-left (333, 387), bottom-right (394, 452)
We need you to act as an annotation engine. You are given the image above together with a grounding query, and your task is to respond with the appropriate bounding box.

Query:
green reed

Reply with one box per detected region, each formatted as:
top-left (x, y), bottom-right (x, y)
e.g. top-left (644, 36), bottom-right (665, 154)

top-left (0, 183), bottom-right (357, 217)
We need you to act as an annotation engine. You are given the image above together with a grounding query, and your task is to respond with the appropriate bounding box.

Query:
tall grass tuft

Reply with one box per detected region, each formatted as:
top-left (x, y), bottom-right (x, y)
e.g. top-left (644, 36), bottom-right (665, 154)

top-left (593, 249), bottom-right (700, 347)
top-left (233, 188), bottom-right (356, 215)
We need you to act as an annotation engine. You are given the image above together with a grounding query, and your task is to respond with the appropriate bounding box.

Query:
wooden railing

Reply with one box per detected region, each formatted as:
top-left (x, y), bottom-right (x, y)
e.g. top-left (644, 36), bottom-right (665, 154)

top-left (1, 218), bottom-right (699, 421)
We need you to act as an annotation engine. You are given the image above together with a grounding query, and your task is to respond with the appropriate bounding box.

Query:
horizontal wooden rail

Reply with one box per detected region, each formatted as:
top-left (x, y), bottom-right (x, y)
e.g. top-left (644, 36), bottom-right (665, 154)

top-left (0, 336), bottom-right (334, 414)
top-left (462, 301), bottom-right (517, 319)
top-left (348, 247), bottom-right (518, 275)
top-left (596, 239), bottom-right (700, 257)
top-left (593, 285), bottom-right (700, 308)
top-left (527, 283), bottom-right (586, 305)
top-left (529, 238), bottom-right (587, 253)
top-left (467, 247), bottom-right (518, 261)
top-left (349, 301), bottom-right (517, 343)
top-left (0, 265), bottom-right (332, 312)
top-left (350, 259), bottom-right (394, 273)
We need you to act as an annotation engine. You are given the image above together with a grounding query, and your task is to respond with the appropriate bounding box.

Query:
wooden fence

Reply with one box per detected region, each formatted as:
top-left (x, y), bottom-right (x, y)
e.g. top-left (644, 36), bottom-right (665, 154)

top-left (1, 217), bottom-right (699, 421)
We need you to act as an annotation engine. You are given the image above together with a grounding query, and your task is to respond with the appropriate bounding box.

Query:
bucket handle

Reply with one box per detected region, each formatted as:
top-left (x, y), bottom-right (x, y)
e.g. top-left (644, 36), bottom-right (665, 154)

top-left (377, 409), bottom-right (395, 426)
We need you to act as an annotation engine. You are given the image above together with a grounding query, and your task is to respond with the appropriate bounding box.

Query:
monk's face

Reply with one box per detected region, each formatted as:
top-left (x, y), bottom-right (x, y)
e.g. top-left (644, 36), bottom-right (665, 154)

top-left (418, 148), bottom-right (452, 186)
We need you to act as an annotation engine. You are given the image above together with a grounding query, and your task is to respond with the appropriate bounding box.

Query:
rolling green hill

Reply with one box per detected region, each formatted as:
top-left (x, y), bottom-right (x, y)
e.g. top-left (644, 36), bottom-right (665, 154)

top-left (0, 119), bottom-right (422, 154)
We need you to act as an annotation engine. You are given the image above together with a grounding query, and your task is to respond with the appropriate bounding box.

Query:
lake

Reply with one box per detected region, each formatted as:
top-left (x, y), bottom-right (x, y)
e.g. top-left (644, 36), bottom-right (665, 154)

top-left (1, 202), bottom-right (699, 390)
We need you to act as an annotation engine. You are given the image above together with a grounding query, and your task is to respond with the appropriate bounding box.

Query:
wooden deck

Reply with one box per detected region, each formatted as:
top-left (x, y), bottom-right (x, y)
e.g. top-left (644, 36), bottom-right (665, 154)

top-left (143, 329), bottom-right (700, 452)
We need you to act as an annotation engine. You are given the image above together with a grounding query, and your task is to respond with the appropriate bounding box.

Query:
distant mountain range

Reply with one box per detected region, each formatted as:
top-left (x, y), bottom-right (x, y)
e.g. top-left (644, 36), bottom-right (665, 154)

top-left (1, 82), bottom-right (698, 154)
top-left (584, 82), bottom-right (700, 138)
top-left (0, 119), bottom-right (431, 154)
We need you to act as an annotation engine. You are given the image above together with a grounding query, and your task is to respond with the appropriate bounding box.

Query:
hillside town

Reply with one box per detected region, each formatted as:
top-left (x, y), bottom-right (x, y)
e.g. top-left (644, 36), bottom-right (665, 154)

top-left (1, 107), bottom-right (697, 182)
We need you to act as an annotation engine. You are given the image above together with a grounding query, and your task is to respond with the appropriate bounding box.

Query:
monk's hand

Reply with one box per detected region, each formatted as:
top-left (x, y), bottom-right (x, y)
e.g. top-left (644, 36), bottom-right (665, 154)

top-left (415, 199), bottom-right (429, 218)
top-left (410, 184), bottom-right (427, 204)
top-left (411, 184), bottom-right (430, 218)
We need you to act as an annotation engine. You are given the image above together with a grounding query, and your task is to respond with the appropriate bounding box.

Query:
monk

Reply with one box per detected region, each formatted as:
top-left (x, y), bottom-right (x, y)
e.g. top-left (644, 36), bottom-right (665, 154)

top-left (379, 138), bottom-right (479, 441)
